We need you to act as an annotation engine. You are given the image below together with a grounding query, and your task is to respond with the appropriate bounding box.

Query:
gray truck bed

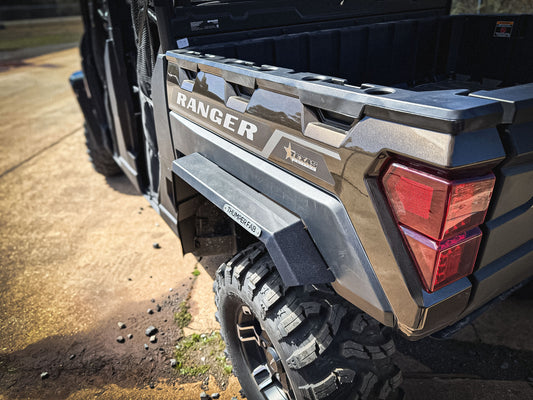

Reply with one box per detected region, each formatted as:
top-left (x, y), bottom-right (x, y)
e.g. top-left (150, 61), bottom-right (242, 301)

top-left (192, 15), bottom-right (533, 91)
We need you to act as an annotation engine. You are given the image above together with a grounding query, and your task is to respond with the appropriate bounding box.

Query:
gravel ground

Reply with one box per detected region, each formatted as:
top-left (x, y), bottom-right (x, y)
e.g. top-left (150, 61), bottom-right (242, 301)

top-left (0, 47), bottom-right (532, 400)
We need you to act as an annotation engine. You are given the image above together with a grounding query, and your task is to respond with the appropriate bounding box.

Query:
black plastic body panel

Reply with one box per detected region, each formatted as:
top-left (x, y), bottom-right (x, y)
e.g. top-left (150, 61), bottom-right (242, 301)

top-left (77, 3), bottom-right (118, 158)
top-left (76, 0), bottom-right (149, 194)
top-left (472, 84), bottom-right (533, 124)
top-left (152, 54), bottom-right (179, 232)
top-left (464, 241), bottom-right (533, 318)
top-left (465, 117), bottom-right (533, 317)
top-left (173, 153), bottom-right (334, 287)
top-left (103, 40), bottom-right (143, 191)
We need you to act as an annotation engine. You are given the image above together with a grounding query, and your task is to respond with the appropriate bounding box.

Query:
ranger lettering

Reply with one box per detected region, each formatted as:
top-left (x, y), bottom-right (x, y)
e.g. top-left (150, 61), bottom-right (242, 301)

top-left (175, 91), bottom-right (257, 141)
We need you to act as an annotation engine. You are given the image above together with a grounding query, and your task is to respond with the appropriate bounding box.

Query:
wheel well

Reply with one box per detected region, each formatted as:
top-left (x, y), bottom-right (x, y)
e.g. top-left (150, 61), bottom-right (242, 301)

top-left (175, 182), bottom-right (257, 257)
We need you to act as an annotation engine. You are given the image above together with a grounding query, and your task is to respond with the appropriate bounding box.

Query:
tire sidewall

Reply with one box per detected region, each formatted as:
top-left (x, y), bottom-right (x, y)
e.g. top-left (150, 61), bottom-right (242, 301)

top-left (218, 283), bottom-right (302, 400)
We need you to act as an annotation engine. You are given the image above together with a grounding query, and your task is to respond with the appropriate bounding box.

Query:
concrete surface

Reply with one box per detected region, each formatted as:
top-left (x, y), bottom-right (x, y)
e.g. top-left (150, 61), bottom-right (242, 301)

top-left (0, 48), bottom-right (241, 400)
top-left (0, 47), bottom-right (532, 399)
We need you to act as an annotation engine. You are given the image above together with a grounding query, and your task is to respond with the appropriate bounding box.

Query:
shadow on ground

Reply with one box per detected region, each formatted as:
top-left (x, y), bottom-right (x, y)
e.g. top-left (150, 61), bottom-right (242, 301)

top-left (395, 335), bottom-right (533, 380)
top-left (105, 173), bottom-right (143, 196)
top-left (0, 286), bottom-right (189, 400)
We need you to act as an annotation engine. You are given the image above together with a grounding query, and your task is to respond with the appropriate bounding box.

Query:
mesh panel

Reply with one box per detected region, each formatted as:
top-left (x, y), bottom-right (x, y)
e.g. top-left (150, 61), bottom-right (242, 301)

top-left (131, 0), bottom-right (159, 96)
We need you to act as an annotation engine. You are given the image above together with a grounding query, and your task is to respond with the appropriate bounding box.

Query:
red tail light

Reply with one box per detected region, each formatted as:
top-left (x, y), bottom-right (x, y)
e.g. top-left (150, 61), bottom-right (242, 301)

top-left (382, 162), bottom-right (495, 292)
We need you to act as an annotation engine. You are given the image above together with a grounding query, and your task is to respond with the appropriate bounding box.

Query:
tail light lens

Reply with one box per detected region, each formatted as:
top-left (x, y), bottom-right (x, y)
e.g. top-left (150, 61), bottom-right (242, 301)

top-left (382, 162), bottom-right (495, 292)
top-left (400, 226), bottom-right (482, 292)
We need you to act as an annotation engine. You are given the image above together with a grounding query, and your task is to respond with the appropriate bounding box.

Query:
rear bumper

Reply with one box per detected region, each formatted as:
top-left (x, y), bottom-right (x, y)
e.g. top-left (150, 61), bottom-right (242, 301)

top-left (432, 277), bottom-right (533, 339)
top-left (462, 241), bottom-right (533, 319)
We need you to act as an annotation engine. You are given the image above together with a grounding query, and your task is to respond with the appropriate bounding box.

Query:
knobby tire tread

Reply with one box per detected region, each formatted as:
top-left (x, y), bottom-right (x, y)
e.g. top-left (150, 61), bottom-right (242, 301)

top-left (214, 244), bottom-right (403, 400)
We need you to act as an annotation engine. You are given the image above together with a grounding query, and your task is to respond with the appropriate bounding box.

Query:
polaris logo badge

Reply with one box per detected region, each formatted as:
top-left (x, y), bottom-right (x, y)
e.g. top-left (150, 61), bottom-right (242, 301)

top-left (176, 92), bottom-right (257, 141)
top-left (223, 204), bottom-right (261, 237)
top-left (284, 142), bottom-right (318, 172)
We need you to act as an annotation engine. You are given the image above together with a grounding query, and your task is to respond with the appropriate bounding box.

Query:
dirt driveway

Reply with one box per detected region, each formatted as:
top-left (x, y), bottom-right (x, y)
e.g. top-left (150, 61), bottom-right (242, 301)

top-left (0, 48), bottom-right (532, 400)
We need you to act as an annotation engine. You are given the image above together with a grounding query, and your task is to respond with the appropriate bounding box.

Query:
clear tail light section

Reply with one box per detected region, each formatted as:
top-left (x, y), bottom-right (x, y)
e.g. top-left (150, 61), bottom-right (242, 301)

top-left (382, 162), bottom-right (495, 292)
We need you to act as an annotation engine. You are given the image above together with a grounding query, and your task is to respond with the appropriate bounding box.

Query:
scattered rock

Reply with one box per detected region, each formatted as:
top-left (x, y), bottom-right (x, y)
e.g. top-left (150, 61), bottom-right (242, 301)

top-left (169, 288), bottom-right (173, 292)
top-left (500, 362), bottom-right (509, 370)
top-left (150, 383), bottom-right (155, 389)
top-left (150, 335), bottom-right (157, 343)
top-left (145, 326), bottom-right (158, 336)
top-left (151, 298), bottom-right (155, 303)
top-left (116, 336), bottom-right (125, 343)
top-left (239, 389), bottom-right (246, 398)
top-left (140, 207), bottom-right (144, 211)
top-left (201, 356), bottom-right (206, 363)
top-left (155, 223), bottom-right (159, 227)
top-left (127, 334), bottom-right (133, 339)
top-left (152, 243), bottom-right (161, 249)
top-left (117, 322), bottom-right (126, 329)
top-left (201, 376), bottom-right (210, 391)
top-left (147, 308), bottom-right (154, 315)
top-left (170, 359), bottom-right (177, 368)
top-left (156, 304), bottom-right (162, 312)
top-left (69, 354), bottom-right (75, 360)
top-left (212, 393), bottom-right (220, 399)
top-left (40, 372), bottom-right (49, 380)
top-left (144, 344), bottom-right (149, 350)
top-left (200, 392), bottom-right (209, 399)
top-left (128, 278), bottom-right (132, 281)
top-left (201, 334), bottom-right (207, 339)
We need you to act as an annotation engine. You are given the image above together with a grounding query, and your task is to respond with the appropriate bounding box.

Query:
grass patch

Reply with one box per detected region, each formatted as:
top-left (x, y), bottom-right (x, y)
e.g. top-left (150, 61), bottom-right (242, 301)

top-left (192, 267), bottom-right (200, 277)
top-left (173, 332), bottom-right (232, 378)
top-left (0, 19), bottom-right (83, 51)
top-left (174, 301), bottom-right (192, 330)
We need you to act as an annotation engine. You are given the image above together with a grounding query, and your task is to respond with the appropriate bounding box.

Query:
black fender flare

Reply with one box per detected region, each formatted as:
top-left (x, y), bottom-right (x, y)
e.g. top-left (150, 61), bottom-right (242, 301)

top-left (168, 113), bottom-right (393, 324)
top-left (173, 152), bottom-right (334, 287)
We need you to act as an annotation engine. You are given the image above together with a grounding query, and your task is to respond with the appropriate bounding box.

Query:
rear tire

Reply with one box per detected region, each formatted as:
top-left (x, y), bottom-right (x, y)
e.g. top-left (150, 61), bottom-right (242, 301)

top-left (214, 243), bottom-right (403, 400)
top-left (84, 123), bottom-right (122, 176)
